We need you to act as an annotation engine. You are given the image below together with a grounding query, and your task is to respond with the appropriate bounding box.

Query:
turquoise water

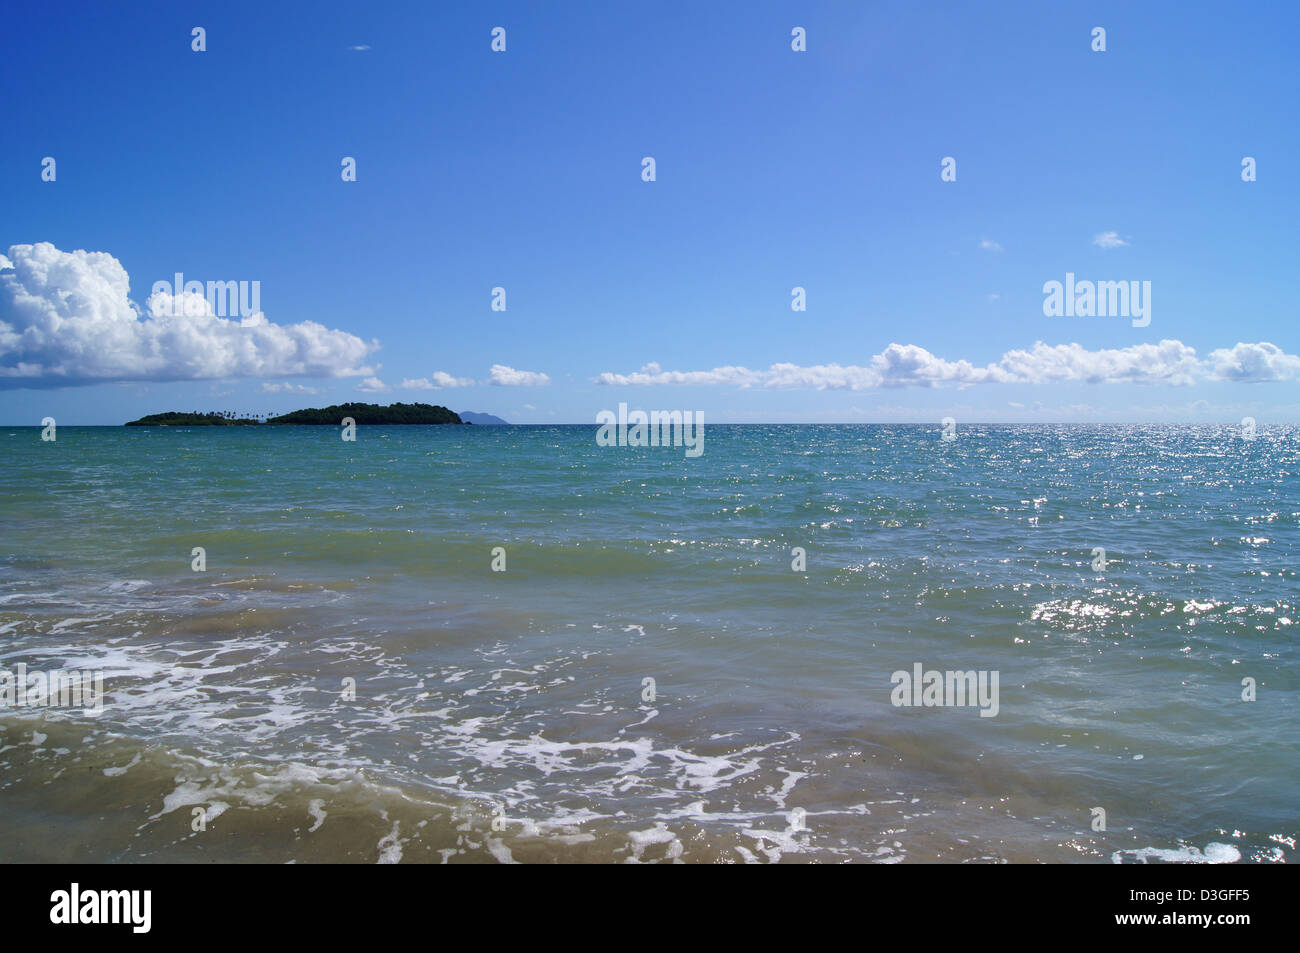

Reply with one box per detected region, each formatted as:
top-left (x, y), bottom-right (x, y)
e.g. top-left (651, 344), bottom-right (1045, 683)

top-left (0, 424), bottom-right (1295, 862)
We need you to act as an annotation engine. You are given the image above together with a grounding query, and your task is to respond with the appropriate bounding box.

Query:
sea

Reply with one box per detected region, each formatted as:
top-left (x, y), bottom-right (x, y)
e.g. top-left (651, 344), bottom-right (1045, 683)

top-left (0, 423), bottom-right (1295, 863)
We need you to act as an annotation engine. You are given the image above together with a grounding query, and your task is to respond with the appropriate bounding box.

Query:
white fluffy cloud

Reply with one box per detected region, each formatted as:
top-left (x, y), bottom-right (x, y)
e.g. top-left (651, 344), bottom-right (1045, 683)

top-left (1204, 341), bottom-right (1300, 382)
top-left (595, 340), bottom-right (1299, 390)
top-left (987, 340), bottom-right (1203, 386)
top-left (489, 364), bottom-right (550, 386)
top-left (1093, 231), bottom-right (1129, 249)
top-left (0, 242), bottom-right (377, 387)
top-left (402, 371), bottom-right (475, 389)
top-left (355, 377), bottom-right (390, 393)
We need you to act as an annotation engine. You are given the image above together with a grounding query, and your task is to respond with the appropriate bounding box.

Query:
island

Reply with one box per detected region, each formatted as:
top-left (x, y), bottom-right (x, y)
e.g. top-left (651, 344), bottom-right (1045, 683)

top-left (458, 411), bottom-right (509, 425)
top-left (266, 402), bottom-right (463, 425)
top-left (126, 403), bottom-right (467, 426)
top-left (124, 411), bottom-right (259, 426)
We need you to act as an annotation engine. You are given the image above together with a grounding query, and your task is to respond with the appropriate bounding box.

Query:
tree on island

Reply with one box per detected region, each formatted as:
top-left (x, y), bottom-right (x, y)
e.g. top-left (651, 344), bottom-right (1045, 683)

top-left (125, 403), bottom-right (465, 426)
top-left (266, 402), bottom-right (462, 425)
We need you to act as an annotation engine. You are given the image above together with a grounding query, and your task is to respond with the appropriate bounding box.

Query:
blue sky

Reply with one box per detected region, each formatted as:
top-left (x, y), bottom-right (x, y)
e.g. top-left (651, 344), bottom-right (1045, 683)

top-left (2, 0), bottom-right (1297, 424)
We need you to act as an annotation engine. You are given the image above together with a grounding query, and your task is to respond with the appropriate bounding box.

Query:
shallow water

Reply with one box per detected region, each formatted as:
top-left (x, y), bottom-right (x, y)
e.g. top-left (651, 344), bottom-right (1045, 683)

top-left (0, 424), bottom-right (1295, 862)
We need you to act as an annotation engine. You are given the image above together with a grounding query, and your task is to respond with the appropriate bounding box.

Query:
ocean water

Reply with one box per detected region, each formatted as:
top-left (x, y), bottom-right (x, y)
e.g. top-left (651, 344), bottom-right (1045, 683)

top-left (0, 423), bottom-right (1295, 864)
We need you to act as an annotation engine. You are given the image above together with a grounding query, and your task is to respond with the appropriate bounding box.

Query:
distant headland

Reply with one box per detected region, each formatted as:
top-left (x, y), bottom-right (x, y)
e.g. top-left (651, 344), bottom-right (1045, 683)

top-left (125, 402), bottom-right (467, 426)
top-left (458, 411), bottom-right (509, 425)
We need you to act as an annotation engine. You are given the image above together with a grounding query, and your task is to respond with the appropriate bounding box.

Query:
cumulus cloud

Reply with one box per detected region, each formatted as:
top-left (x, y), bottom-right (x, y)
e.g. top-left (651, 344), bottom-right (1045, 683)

top-left (988, 340), bottom-right (1203, 386)
top-left (356, 376), bottom-right (390, 393)
top-left (402, 371), bottom-right (475, 389)
top-left (1205, 341), bottom-right (1300, 382)
top-left (979, 238), bottom-right (1002, 252)
top-left (489, 364), bottom-right (550, 386)
top-left (1093, 231), bottom-right (1128, 249)
top-left (595, 340), bottom-right (1299, 390)
top-left (0, 242), bottom-right (377, 388)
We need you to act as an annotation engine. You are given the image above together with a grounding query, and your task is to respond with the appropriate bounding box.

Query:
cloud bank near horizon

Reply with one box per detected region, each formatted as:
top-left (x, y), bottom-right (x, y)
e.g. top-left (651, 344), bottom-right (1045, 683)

top-left (5, 243), bottom-right (1294, 400)
top-left (398, 366), bottom-right (549, 390)
top-left (0, 242), bottom-right (378, 388)
top-left (595, 341), bottom-right (1300, 390)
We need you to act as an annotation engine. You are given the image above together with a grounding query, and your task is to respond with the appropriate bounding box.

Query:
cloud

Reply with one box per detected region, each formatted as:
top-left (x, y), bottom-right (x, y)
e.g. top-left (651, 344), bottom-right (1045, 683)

top-left (1093, 231), bottom-right (1129, 249)
top-left (356, 377), bottom-right (390, 393)
top-left (489, 364), bottom-right (550, 386)
top-left (0, 243), bottom-right (377, 388)
top-left (979, 238), bottom-right (1002, 252)
top-left (402, 371), bottom-right (475, 389)
top-left (595, 340), bottom-right (1299, 390)
top-left (348, 44), bottom-right (372, 51)
top-left (1205, 341), bottom-right (1300, 382)
top-left (989, 340), bottom-right (1203, 386)
top-left (592, 361), bottom-right (764, 388)
top-left (262, 381), bottom-right (323, 394)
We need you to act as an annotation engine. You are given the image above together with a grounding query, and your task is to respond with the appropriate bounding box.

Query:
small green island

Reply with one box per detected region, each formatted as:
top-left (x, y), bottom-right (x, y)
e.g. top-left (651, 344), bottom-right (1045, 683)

top-left (125, 403), bottom-right (467, 426)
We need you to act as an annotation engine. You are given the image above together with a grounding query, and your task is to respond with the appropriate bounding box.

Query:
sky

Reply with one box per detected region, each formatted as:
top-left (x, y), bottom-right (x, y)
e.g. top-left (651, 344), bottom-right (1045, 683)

top-left (1, 0), bottom-right (1298, 424)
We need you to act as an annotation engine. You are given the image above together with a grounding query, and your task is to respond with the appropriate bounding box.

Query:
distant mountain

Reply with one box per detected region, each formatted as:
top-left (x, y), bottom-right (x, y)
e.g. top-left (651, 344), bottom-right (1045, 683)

top-left (458, 411), bottom-right (509, 425)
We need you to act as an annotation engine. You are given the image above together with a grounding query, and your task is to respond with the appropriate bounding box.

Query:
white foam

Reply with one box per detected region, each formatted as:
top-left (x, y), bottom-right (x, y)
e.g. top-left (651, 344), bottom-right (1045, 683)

top-left (104, 753), bottom-right (142, 777)
top-left (626, 823), bottom-right (682, 863)
top-left (376, 821), bottom-right (404, 864)
top-left (1112, 842), bottom-right (1242, 864)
